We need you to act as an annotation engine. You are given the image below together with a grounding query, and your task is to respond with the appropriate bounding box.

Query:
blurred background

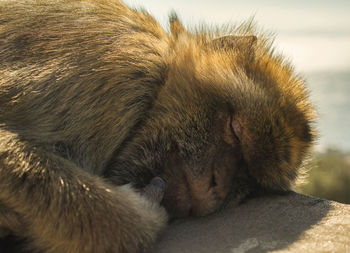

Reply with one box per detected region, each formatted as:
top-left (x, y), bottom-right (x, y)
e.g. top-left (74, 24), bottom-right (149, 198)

top-left (125, 0), bottom-right (350, 204)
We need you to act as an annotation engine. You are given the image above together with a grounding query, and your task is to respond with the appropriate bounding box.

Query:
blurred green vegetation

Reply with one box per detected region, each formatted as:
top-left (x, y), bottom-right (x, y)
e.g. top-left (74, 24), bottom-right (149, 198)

top-left (297, 149), bottom-right (350, 204)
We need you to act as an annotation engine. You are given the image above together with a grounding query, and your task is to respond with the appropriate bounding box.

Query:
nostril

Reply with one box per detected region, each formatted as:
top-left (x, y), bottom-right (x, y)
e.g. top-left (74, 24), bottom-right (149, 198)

top-left (211, 174), bottom-right (217, 187)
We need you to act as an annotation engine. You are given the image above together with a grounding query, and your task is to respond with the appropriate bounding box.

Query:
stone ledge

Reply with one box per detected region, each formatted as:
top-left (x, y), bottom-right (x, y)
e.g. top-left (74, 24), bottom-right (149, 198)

top-left (153, 192), bottom-right (350, 253)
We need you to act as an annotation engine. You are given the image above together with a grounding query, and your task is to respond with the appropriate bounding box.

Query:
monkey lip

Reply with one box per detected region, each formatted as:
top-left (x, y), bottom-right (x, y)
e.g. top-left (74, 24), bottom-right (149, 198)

top-left (162, 190), bottom-right (225, 218)
top-left (189, 205), bottom-right (220, 217)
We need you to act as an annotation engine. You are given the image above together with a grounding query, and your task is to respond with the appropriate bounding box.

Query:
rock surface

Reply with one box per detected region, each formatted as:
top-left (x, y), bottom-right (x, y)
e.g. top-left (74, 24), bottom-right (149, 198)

top-left (152, 192), bottom-right (350, 253)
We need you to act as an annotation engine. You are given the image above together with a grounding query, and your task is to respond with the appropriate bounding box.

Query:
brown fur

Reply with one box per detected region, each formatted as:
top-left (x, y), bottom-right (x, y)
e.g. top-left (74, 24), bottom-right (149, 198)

top-left (0, 0), bottom-right (315, 252)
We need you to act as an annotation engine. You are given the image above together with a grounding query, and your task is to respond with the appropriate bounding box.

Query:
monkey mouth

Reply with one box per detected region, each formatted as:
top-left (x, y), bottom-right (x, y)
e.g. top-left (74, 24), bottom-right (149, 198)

top-left (162, 185), bottom-right (226, 219)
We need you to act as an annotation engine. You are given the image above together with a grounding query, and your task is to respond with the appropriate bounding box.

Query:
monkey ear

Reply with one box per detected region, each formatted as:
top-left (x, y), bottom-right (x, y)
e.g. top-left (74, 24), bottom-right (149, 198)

top-left (169, 12), bottom-right (186, 39)
top-left (212, 35), bottom-right (257, 50)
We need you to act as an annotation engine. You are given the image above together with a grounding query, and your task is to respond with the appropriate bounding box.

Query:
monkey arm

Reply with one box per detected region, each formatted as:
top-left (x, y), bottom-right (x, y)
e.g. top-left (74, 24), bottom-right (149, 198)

top-left (0, 130), bottom-right (167, 253)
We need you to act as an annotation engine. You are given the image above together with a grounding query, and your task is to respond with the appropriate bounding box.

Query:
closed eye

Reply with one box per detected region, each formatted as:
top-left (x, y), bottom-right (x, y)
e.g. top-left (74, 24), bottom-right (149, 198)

top-left (231, 118), bottom-right (242, 142)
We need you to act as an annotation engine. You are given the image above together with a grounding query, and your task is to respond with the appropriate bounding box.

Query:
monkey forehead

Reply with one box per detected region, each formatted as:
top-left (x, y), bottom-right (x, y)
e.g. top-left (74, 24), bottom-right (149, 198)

top-left (166, 29), bottom-right (313, 110)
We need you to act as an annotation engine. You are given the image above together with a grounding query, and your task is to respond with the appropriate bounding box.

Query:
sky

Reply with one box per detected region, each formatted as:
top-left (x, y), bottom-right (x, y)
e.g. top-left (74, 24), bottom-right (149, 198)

top-left (124, 0), bottom-right (350, 72)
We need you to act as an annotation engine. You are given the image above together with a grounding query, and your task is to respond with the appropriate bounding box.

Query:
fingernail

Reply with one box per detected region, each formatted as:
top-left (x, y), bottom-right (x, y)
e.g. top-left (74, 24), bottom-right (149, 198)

top-left (152, 177), bottom-right (165, 189)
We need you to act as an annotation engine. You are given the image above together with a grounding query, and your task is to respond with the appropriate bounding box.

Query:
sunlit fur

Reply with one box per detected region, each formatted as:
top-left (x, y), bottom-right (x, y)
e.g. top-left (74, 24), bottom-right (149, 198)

top-left (166, 16), bottom-right (316, 189)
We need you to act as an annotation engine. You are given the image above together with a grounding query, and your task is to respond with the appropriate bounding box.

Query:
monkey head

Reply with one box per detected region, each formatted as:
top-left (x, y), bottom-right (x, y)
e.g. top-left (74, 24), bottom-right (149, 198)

top-left (106, 18), bottom-right (315, 219)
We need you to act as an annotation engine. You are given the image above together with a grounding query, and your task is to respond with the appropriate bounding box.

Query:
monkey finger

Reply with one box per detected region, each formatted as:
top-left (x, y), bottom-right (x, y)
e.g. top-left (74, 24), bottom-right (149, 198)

top-left (142, 177), bottom-right (165, 204)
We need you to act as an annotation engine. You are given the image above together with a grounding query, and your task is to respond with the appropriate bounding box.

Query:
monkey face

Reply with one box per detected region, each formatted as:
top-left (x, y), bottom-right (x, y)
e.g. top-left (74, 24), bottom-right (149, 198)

top-left (160, 115), bottom-right (242, 218)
